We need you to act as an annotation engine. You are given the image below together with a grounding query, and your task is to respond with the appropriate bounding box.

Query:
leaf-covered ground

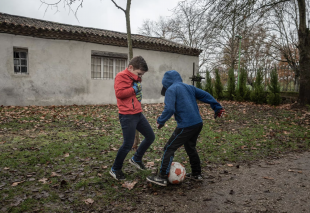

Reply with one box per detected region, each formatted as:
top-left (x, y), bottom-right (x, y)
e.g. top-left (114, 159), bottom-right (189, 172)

top-left (0, 101), bottom-right (309, 212)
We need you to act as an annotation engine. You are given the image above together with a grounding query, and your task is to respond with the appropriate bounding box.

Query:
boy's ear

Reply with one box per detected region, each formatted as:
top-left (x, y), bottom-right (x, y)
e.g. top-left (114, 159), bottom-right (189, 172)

top-left (128, 65), bottom-right (134, 71)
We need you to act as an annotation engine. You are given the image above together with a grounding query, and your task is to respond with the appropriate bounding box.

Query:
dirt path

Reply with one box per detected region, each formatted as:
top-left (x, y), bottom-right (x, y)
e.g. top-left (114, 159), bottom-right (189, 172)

top-left (134, 151), bottom-right (310, 213)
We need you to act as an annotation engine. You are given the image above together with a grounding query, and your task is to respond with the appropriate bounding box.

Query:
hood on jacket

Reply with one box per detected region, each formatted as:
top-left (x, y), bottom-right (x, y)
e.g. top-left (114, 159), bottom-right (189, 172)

top-left (161, 70), bottom-right (183, 96)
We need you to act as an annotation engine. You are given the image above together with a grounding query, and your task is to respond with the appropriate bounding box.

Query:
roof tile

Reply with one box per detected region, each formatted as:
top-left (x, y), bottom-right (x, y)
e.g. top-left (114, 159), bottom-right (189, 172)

top-left (0, 12), bottom-right (202, 56)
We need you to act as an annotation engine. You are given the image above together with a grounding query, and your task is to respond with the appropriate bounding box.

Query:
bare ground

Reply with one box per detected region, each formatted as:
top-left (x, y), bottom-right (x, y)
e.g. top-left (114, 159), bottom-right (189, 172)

top-left (133, 151), bottom-right (310, 213)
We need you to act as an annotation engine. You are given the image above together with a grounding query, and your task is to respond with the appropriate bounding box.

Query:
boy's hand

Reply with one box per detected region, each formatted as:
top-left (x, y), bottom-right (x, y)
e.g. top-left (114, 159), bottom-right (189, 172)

top-left (132, 82), bottom-right (142, 94)
top-left (214, 109), bottom-right (225, 119)
top-left (156, 122), bottom-right (164, 129)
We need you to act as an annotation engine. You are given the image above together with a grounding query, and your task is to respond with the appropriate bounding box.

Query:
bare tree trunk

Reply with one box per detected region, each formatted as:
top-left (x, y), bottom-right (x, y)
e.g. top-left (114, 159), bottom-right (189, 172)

top-left (125, 0), bottom-right (140, 150)
top-left (125, 0), bottom-right (133, 60)
top-left (111, 0), bottom-right (139, 149)
top-left (297, 0), bottom-right (310, 104)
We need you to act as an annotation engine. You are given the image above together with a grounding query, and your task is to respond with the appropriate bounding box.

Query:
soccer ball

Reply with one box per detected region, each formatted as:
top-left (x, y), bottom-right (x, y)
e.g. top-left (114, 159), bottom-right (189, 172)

top-left (168, 162), bottom-right (186, 184)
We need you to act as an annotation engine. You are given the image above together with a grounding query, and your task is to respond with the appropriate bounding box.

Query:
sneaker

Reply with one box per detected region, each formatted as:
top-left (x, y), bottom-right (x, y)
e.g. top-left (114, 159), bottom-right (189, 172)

top-left (185, 173), bottom-right (203, 181)
top-left (129, 157), bottom-right (147, 170)
top-left (109, 169), bottom-right (126, 181)
top-left (146, 175), bottom-right (168, 186)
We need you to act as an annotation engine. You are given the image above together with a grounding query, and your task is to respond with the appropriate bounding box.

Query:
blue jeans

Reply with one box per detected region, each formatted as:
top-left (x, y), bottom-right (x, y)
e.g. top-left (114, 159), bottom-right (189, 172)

top-left (112, 113), bottom-right (155, 170)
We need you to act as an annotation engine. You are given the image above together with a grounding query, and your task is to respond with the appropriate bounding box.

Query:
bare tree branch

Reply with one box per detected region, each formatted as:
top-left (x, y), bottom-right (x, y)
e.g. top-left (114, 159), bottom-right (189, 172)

top-left (110, 0), bottom-right (125, 13)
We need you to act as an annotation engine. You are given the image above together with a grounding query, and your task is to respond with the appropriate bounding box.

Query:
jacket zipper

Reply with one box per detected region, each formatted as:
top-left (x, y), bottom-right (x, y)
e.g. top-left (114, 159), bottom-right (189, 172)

top-left (132, 99), bottom-right (135, 109)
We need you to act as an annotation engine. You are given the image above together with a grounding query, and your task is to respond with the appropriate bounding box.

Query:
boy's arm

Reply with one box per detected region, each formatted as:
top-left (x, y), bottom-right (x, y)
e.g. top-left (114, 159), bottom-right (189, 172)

top-left (114, 75), bottom-right (135, 99)
top-left (157, 89), bottom-right (176, 126)
top-left (194, 87), bottom-right (223, 112)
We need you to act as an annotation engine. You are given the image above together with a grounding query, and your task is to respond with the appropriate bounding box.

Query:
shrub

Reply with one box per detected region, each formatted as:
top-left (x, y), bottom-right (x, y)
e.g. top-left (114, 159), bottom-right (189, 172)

top-left (250, 69), bottom-right (266, 104)
top-left (213, 69), bottom-right (224, 100)
top-left (235, 68), bottom-right (250, 101)
top-left (227, 68), bottom-right (236, 100)
top-left (204, 70), bottom-right (213, 96)
top-left (267, 68), bottom-right (281, 105)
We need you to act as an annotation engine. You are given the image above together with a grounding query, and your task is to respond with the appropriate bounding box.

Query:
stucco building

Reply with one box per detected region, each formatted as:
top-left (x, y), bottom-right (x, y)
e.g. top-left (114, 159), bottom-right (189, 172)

top-left (0, 13), bottom-right (201, 106)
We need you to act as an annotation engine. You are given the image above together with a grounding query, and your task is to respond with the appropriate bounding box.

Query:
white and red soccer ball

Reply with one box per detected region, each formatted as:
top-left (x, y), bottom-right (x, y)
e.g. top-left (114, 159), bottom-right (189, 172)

top-left (168, 162), bottom-right (186, 184)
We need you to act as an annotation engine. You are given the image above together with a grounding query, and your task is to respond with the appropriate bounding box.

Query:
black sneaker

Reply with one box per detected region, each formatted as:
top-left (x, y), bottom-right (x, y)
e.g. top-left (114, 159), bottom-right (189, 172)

top-left (129, 157), bottom-right (147, 170)
top-left (109, 169), bottom-right (126, 181)
top-left (146, 175), bottom-right (168, 186)
top-left (185, 173), bottom-right (203, 181)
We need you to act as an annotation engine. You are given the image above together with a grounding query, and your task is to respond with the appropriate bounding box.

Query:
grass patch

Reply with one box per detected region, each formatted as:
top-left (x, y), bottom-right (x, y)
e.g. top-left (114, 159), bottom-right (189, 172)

top-left (0, 102), bottom-right (309, 212)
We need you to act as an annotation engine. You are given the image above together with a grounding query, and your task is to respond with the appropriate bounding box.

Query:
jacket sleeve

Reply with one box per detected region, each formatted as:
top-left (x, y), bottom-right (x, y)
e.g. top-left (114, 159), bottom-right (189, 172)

top-left (157, 89), bottom-right (176, 125)
top-left (194, 87), bottom-right (223, 112)
top-left (114, 74), bottom-right (135, 99)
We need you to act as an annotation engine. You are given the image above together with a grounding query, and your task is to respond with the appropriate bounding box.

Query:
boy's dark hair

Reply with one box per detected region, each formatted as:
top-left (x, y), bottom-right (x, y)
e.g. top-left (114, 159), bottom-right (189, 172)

top-left (128, 56), bottom-right (148, 72)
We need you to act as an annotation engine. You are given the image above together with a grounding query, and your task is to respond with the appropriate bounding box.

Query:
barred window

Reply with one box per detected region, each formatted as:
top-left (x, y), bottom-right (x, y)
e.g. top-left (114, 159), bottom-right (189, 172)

top-left (91, 56), bottom-right (127, 80)
top-left (14, 48), bottom-right (28, 74)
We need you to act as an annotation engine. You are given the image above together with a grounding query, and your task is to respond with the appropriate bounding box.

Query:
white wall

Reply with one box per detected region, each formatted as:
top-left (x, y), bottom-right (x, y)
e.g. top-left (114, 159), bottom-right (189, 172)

top-left (0, 33), bottom-right (199, 106)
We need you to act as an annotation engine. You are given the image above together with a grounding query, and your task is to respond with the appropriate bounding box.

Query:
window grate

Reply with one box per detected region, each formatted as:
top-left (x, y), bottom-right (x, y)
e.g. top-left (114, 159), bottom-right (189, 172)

top-left (91, 56), bottom-right (126, 79)
top-left (13, 48), bottom-right (28, 74)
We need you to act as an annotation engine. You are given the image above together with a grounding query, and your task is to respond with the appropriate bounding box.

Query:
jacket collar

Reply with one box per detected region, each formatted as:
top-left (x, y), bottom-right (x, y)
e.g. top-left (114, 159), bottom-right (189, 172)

top-left (124, 68), bottom-right (142, 82)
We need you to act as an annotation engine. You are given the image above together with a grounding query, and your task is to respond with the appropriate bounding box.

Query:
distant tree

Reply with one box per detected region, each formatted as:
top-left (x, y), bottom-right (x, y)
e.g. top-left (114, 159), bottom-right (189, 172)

top-left (250, 69), bottom-right (266, 104)
top-left (202, 0), bottom-right (310, 105)
top-left (214, 69), bottom-right (223, 100)
top-left (267, 68), bottom-right (281, 105)
top-left (235, 68), bottom-right (250, 101)
top-left (227, 68), bottom-right (235, 100)
top-left (204, 70), bottom-right (213, 96)
top-left (138, 0), bottom-right (217, 69)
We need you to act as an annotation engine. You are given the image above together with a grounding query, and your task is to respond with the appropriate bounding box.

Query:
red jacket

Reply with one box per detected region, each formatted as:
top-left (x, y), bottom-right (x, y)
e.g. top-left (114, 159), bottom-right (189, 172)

top-left (114, 68), bottom-right (142, 114)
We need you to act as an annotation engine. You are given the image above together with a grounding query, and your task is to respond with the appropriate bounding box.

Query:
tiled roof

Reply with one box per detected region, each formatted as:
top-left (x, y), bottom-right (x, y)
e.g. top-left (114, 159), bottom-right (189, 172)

top-left (0, 12), bottom-right (202, 56)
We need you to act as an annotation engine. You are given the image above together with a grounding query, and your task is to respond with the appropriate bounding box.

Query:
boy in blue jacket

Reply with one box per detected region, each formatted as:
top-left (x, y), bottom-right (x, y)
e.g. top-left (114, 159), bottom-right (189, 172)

top-left (147, 70), bottom-right (225, 186)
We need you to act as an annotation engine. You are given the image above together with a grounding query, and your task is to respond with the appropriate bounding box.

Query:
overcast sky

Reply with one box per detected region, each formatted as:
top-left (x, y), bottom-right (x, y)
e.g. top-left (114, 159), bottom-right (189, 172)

top-left (0, 0), bottom-right (180, 34)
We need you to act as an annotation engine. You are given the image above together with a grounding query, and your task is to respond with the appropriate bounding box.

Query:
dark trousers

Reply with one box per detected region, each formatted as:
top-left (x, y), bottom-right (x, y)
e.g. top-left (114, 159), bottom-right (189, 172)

top-left (160, 123), bottom-right (203, 176)
top-left (112, 113), bottom-right (155, 171)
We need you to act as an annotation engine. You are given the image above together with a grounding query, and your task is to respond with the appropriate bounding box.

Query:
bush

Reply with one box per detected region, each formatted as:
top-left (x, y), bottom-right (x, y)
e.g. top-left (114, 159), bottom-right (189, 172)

top-left (235, 68), bottom-right (250, 101)
top-left (267, 68), bottom-right (281, 106)
top-left (204, 70), bottom-right (213, 96)
top-left (250, 69), bottom-right (266, 104)
top-left (213, 69), bottom-right (224, 100)
top-left (227, 68), bottom-right (235, 100)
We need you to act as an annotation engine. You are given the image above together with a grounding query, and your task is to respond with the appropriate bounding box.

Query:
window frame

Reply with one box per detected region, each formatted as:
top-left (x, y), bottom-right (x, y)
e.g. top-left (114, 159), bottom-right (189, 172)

top-left (13, 48), bottom-right (29, 75)
top-left (91, 51), bottom-right (127, 80)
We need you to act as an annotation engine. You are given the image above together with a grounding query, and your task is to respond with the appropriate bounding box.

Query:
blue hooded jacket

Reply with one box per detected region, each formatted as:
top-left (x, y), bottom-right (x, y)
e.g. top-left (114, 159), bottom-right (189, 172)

top-left (157, 70), bottom-right (223, 128)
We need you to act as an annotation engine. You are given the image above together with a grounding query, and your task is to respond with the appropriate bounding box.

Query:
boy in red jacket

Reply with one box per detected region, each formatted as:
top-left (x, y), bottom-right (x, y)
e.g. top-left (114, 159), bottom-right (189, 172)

top-left (110, 56), bottom-right (155, 181)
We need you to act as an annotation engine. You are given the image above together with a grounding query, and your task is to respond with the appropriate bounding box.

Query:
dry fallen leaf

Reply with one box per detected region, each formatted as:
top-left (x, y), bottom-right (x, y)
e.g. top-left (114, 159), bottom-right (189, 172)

top-left (84, 198), bottom-right (94, 205)
top-left (51, 172), bottom-right (61, 177)
top-left (39, 178), bottom-right (48, 184)
top-left (97, 173), bottom-right (102, 177)
top-left (64, 153), bottom-right (70, 158)
top-left (263, 176), bottom-right (274, 180)
top-left (240, 146), bottom-right (247, 149)
top-left (155, 159), bottom-right (161, 162)
top-left (4, 167), bottom-right (10, 170)
top-left (102, 165), bottom-right (108, 169)
top-left (122, 180), bottom-right (138, 190)
top-left (146, 162), bottom-right (155, 167)
top-left (288, 169), bottom-right (303, 173)
top-left (227, 164), bottom-right (233, 167)
top-left (12, 181), bottom-right (24, 186)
